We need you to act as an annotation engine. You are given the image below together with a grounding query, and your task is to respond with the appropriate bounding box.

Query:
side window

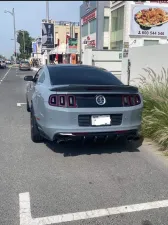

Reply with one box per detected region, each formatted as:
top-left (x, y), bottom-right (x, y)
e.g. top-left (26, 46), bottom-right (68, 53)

top-left (38, 72), bottom-right (45, 83)
top-left (34, 68), bottom-right (42, 83)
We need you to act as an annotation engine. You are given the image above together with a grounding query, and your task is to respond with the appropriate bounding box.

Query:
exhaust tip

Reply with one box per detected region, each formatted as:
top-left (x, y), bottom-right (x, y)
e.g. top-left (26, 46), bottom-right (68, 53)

top-left (57, 139), bottom-right (66, 144)
top-left (57, 138), bottom-right (73, 144)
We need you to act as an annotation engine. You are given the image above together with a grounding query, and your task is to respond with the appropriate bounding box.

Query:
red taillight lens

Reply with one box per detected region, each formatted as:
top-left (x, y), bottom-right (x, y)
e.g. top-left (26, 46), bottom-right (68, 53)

top-left (49, 94), bottom-right (77, 108)
top-left (122, 95), bottom-right (130, 106)
top-left (122, 94), bottom-right (141, 107)
top-left (135, 94), bottom-right (141, 105)
top-left (49, 95), bottom-right (57, 106)
top-left (68, 95), bottom-right (76, 107)
top-left (59, 95), bottom-right (66, 106)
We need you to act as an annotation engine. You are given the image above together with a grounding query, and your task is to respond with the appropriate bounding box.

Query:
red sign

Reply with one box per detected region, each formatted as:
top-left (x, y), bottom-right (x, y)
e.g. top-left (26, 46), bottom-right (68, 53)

top-left (82, 10), bottom-right (96, 25)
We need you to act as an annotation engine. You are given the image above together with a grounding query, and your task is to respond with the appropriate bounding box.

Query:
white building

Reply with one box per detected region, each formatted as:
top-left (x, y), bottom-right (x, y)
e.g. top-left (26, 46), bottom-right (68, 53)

top-left (80, 1), bottom-right (111, 61)
top-left (110, 1), bottom-right (168, 50)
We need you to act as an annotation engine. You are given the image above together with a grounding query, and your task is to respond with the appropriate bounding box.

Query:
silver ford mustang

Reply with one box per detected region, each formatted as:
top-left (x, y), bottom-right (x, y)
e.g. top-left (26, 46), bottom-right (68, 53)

top-left (24, 64), bottom-right (143, 144)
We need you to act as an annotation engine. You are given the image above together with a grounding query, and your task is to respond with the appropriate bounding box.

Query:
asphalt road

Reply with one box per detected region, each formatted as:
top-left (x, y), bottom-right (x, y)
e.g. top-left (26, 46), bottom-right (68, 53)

top-left (1, 67), bottom-right (168, 225)
top-left (0, 66), bottom-right (9, 81)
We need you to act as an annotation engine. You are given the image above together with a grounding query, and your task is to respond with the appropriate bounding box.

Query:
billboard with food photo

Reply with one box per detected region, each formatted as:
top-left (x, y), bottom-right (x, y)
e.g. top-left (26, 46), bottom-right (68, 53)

top-left (130, 5), bottom-right (168, 37)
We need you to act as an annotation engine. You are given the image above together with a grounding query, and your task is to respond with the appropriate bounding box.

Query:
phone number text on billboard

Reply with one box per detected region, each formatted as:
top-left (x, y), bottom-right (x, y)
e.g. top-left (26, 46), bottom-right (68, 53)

top-left (138, 30), bottom-right (165, 36)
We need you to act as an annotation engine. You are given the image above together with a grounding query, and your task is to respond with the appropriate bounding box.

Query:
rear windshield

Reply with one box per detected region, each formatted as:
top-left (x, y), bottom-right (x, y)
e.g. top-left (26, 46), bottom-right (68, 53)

top-left (48, 66), bottom-right (123, 86)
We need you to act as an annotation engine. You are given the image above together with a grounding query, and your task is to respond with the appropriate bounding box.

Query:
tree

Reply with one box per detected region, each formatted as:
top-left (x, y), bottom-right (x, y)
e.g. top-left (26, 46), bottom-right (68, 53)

top-left (17, 30), bottom-right (34, 59)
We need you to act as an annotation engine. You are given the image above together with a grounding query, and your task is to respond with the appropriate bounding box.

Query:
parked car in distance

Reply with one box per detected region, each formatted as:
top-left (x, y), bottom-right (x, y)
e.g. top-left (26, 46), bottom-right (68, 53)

top-left (24, 64), bottom-right (143, 145)
top-left (0, 59), bottom-right (7, 69)
top-left (19, 61), bottom-right (31, 71)
top-left (6, 60), bottom-right (11, 64)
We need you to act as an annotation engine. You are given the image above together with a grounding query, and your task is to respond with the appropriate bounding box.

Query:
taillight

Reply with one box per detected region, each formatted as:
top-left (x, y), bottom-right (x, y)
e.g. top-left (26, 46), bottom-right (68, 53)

top-left (122, 94), bottom-right (141, 107)
top-left (68, 95), bottom-right (76, 107)
top-left (122, 95), bottom-right (130, 106)
top-left (49, 94), bottom-right (77, 108)
top-left (49, 95), bottom-right (57, 106)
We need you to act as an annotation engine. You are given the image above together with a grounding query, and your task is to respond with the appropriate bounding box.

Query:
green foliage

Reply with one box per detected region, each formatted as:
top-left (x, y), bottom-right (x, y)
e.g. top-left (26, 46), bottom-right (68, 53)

top-left (17, 30), bottom-right (34, 59)
top-left (138, 67), bottom-right (168, 150)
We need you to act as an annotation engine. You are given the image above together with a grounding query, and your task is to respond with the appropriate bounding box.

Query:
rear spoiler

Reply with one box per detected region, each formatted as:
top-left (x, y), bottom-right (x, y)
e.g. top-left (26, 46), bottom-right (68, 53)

top-left (49, 85), bottom-right (138, 93)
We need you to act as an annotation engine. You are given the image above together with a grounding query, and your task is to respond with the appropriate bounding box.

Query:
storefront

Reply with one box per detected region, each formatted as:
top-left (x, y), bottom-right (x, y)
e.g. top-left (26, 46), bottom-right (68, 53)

top-left (49, 43), bottom-right (80, 64)
top-left (110, 1), bottom-right (168, 52)
top-left (80, 1), bottom-right (110, 60)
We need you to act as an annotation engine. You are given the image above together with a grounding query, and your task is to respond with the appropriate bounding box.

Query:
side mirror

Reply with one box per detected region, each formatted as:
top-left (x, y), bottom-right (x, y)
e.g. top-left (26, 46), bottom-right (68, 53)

top-left (24, 75), bottom-right (34, 81)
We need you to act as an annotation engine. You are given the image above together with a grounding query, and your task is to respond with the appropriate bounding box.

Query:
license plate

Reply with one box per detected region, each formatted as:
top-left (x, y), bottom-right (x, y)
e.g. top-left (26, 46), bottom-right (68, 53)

top-left (91, 115), bottom-right (111, 126)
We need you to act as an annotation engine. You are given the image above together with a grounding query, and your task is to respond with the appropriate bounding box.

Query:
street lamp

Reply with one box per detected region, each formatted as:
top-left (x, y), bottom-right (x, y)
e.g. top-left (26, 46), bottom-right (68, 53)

top-left (4, 8), bottom-right (16, 64)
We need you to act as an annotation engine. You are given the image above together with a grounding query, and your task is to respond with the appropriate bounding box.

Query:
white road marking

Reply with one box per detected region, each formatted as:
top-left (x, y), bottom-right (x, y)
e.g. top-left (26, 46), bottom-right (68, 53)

top-left (19, 193), bottom-right (32, 225)
top-left (17, 103), bottom-right (26, 107)
top-left (19, 192), bottom-right (168, 225)
top-left (0, 67), bottom-right (11, 84)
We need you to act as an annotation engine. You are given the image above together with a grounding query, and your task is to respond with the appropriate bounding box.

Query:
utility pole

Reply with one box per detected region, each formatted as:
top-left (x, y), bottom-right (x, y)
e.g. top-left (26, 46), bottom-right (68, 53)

top-left (4, 8), bottom-right (17, 64)
top-left (13, 8), bottom-right (17, 63)
top-left (46, 1), bottom-right (50, 64)
top-left (46, 1), bottom-right (49, 22)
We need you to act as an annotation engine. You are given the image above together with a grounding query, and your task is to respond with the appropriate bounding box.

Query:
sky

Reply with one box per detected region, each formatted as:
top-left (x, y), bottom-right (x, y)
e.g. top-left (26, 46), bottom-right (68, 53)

top-left (0, 1), bottom-right (82, 58)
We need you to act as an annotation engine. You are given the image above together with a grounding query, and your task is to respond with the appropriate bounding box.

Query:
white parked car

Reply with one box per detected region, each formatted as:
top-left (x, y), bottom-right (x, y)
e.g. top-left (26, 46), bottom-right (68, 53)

top-left (0, 59), bottom-right (7, 69)
top-left (6, 60), bottom-right (11, 64)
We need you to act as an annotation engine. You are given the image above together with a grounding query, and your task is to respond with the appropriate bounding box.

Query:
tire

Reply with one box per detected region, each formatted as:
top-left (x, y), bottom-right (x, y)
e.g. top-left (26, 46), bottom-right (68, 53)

top-left (26, 98), bottom-right (31, 112)
top-left (30, 107), bottom-right (43, 143)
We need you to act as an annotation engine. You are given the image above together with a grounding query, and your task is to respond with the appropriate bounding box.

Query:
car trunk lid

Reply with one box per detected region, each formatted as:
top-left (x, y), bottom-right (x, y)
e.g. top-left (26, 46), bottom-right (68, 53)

top-left (49, 85), bottom-right (140, 108)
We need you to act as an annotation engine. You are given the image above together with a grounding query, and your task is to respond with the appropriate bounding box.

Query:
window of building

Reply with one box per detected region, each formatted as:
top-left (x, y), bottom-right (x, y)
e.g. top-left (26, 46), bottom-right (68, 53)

top-left (90, 19), bottom-right (96, 34)
top-left (104, 17), bottom-right (109, 32)
top-left (103, 47), bottom-right (108, 50)
top-left (144, 40), bottom-right (159, 46)
top-left (75, 33), bottom-right (78, 39)
top-left (82, 23), bottom-right (88, 37)
top-left (110, 6), bottom-right (124, 50)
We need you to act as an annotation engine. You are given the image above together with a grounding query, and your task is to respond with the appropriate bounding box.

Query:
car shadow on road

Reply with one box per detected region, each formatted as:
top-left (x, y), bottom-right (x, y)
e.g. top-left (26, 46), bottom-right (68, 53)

top-left (44, 138), bottom-right (143, 157)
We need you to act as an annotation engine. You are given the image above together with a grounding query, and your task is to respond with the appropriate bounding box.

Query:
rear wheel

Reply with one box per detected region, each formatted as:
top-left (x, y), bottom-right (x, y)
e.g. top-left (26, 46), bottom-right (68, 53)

top-left (30, 107), bottom-right (43, 143)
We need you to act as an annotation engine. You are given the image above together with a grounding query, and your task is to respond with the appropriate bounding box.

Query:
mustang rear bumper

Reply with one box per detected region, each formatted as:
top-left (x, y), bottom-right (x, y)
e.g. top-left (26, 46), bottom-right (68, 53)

top-left (54, 129), bottom-right (140, 141)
